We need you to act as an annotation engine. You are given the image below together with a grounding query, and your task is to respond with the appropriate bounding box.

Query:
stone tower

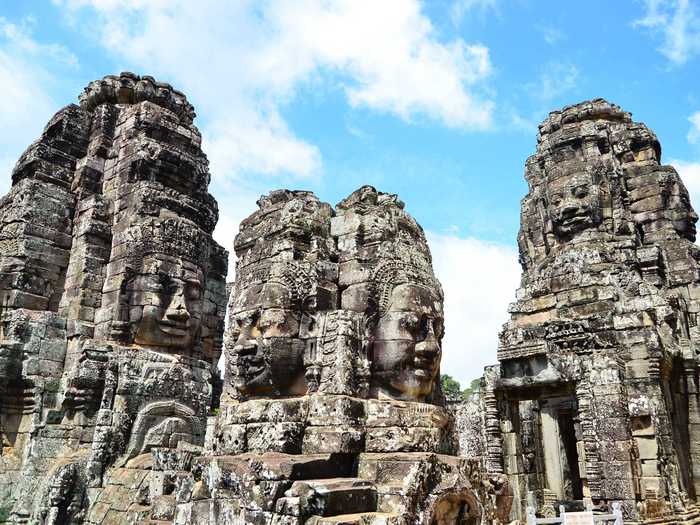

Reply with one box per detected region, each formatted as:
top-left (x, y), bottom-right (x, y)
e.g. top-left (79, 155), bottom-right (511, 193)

top-left (484, 99), bottom-right (700, 521)
top-left (0, 72), bottom-right (228, 523)
top-left (192, 186), bottom-right (510, 524)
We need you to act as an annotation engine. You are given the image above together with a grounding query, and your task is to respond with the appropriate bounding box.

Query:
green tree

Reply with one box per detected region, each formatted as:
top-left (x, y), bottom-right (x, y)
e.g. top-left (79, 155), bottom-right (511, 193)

top-left (462, 378), bottom-right (481, 398)
top-left (440, 374), bottom-right (463, 401)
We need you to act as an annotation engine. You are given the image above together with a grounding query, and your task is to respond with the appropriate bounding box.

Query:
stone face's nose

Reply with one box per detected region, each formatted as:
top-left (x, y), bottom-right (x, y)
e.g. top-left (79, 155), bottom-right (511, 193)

top-left (233, 337), bottom-right (258, 356)
top-left (561, 200), bottom-right (583, 217)
top-left (415, 333), bottom-right (440, 359)
top-left (165, 291), bottom-right (190, 322)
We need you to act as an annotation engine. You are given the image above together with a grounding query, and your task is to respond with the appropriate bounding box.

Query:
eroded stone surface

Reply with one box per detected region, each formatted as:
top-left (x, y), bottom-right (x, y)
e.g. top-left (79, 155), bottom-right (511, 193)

top-left (192, 185), bottom-right (500, 524)
top-left (0, 74), bottom-right (503, 525)
top-left (0, 72), bottom-right (228, 523)
top-left (470, 99), bottom-right (700, 523)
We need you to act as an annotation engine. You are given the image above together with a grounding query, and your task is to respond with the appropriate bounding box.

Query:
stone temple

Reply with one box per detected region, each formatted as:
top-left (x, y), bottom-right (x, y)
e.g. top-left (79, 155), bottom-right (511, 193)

top-left (462, 99), bottom-right (700, 523)
top-left (0, 75), bottom-right (698, 525)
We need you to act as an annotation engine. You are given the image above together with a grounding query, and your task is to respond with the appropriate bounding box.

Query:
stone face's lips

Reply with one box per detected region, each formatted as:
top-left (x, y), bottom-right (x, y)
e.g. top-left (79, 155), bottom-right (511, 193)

top-left (159, 325), bottom-right (188, 337)
top-left (414, 356), bottom-right (436, 372)
top-left (414, 368), bottom-right (432, 378)
top-left (561, 214), bottom-right (588, 226)
top-left (158, 319), bottom-right (189, 337)
top-left (237, 355), bottom-right (266, 378)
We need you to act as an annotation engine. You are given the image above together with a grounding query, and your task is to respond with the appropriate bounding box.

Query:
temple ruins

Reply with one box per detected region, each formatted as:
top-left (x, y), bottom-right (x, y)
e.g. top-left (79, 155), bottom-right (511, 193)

top-left (466, 99), bottom-right (700, 523)
top-left (0, 75), bottom-right (699, 525)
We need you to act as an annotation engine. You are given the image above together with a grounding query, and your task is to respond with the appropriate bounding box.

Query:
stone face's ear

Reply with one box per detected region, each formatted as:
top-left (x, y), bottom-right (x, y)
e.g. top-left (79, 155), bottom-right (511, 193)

top-left (110, 266), bottom-right (137, 344)
top-left (301, 295), bottom-right (316, 317)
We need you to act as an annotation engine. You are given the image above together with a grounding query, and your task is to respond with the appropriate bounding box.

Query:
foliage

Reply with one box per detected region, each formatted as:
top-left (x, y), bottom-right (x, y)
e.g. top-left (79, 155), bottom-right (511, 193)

top-left (440, 374), bottom-right (481, 401)
top-left (440, 374), bottom-right (463, 400)
top-left (462, 378), bottom-right (481, 398)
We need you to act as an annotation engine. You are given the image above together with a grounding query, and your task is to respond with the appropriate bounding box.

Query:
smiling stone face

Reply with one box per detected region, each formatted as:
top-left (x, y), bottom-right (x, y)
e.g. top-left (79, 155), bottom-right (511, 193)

top-left (131, 259), bottom-right (204, 350)
top-left (370, 283), bottom-right (444, 402)
top-left (666, 176), bottom-right (699, 241)
top-left (229, 279), bottom-right (307, 398)
top-left (546, 170), bottom-right (602, 238)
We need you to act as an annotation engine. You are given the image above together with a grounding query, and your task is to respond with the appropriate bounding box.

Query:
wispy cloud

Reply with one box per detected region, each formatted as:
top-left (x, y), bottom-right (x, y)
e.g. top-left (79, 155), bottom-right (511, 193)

top-left (536, 24), bottom-right (566, 45)
top-left (57, 0), bottom-right (497, 267)
top-left (688, 111), bottom-right (700, 144)
top-left (0, 17), bottom-right (78, 67)
top-left (509, 110), bottom-right (539, 134)
top-left (633, 0), bottom-right (700, 65)
top-left (526, 60), bottom-right (580, 102)
top-left (671, 159), bottom-right (700, 209)
top-left (451, 0), bottom-right (499, 25)
top-left (673, 111), bottom-right (700, 213)
top-left (59, 0), bottom-right (496, 183)
top-left (0, 17), bottom-right (75, 194)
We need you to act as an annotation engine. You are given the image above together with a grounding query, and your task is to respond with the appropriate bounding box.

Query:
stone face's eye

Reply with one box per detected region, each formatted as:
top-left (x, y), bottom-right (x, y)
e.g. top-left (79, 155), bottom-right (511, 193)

top-left (550, 194), bottom-right (563, 206)
top-left (186, 281), bottom-right (202, 300)
top-left (433, 318), bottom-right (444, 339)
top-left (400, 314), bottom-right (420, 334)
top-left (418, 317), bottom-right (431, 341)
top-left (258, 317), bottom-right (271, 331)
top-left (258, 310), bottom-right (280, 332)
top-left (235, 311), bottom-right (256, 329)
top-left (573, 185), bottom-right (588, 198)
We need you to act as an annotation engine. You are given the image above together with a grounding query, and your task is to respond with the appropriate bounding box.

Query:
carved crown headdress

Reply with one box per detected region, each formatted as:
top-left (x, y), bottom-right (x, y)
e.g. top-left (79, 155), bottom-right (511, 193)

top-left (232, 262), bottom-right (314, 311)
top-left (122, 218), bottom-right (210, 269)
top-left (370, 260), bottom-right (442, 317)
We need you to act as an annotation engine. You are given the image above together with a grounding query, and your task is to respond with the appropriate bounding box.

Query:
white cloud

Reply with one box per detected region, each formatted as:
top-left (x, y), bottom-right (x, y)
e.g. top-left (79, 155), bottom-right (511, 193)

top-left (510, 111), bottom-right (539, 134)
top-left (672, 159), bottom-right (700, 207)
top-left (427, 232), bottom-right (520, 386)
top-left (526, 61), bottom-right (580, 102)
top-left (0, 18), bottom-right (68, 194)
top-left (59, 0), bottom-right (495, 181)
top-left (0, 17), bottom-right (78, 67)
top-left (633, 0), bottom-right (700, 65)
top-left (688, 111), bottom-right (700, 144)
top-left (57, 0), bottom-right (496, 272)
top-left (204, 107), bottom-right (321, 183)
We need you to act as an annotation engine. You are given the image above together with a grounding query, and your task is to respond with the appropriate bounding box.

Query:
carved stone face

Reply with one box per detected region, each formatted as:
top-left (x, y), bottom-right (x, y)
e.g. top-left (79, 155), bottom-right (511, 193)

top-left (230, 282), bottom-right (306, 397)
top-left (667, 181), bottom-right (698, 241)
top-left (371, 283), bottom-right (443, 401)
top-left (131, 259), bottom-right (204, 350)
top-left (546, 171), bottom-right (602, 237)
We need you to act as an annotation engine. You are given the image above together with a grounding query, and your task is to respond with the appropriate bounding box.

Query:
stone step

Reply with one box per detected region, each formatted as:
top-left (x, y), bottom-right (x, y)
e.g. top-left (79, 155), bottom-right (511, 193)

top-left (280, 478), bottom-right (378, 518)
top-left (307, 511), bottom-right (400, 525)
top-left (202, 452), bottom-right (355, 482)
top-left (373, 483), bottom-right (406, 514)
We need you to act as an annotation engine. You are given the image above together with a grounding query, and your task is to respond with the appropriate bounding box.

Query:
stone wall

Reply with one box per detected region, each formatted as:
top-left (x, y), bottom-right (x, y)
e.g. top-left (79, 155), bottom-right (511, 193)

top-left (6, 75), bottom-right (696, 525)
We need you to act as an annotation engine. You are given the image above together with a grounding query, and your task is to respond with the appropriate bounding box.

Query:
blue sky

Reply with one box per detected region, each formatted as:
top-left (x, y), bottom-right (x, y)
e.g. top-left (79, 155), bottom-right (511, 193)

top-left (3, 0), bottom-right (700, 385)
